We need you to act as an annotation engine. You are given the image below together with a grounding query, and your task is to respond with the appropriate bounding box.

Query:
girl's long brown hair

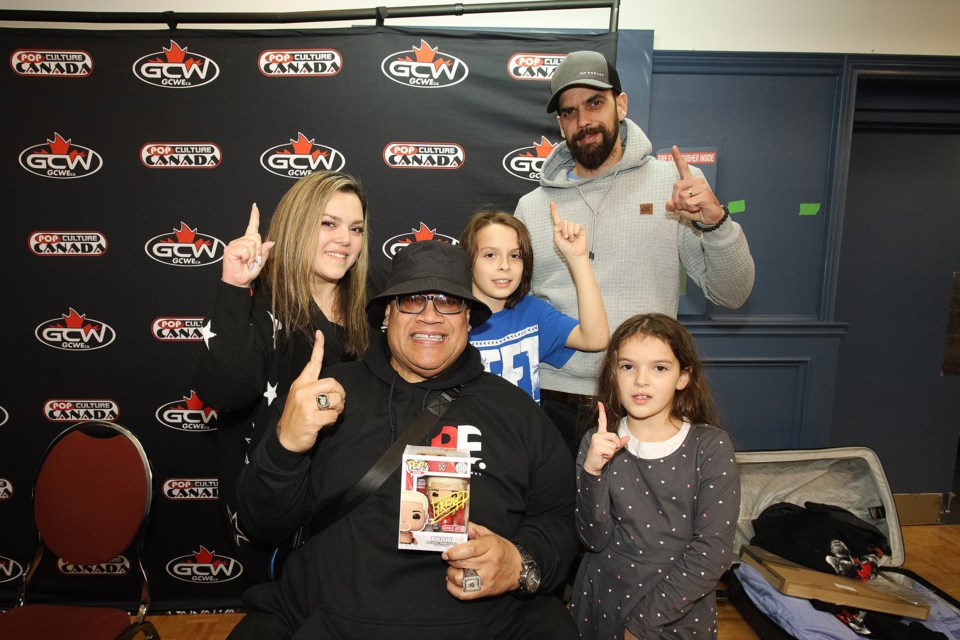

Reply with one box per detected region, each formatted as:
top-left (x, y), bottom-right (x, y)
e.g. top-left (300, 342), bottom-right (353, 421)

top-left (458, 208), bottom-right (533, 310)
top-left (261, 170), bottom-right (370, 358)
top-left (596, 313), bottom-right (720, 428)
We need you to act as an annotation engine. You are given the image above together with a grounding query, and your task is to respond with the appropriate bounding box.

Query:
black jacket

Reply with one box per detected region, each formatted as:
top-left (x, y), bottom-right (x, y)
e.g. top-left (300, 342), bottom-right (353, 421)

top-left (236, 334), bottom-right (578, 636)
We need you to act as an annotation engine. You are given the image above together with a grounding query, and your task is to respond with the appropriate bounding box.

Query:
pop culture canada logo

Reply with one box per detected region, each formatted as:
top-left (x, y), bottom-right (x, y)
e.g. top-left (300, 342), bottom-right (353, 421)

top-left (145, 223), bottom-right (224, 267)
top-left (19, 133), bottom-right (103, 179)
top-left (381, 39), bottom-right (468, 88)
top-left (35, 308), bottom-right (116, 351)
top-left (260, 132), bottom-right (346, 179)
top-left (383, 142), bottom-right (464, 170)
top-left (11, 49), bottom-right (92, 77)
top-left (502, 136), bottom-right (558, 182)
top-left (382, 223), bottom-right (458, 259)
top-left (58, 556), bottom-right (131, 576)
top-left (156, 391), bottom-right (217, 432)
top-left (163, 478), bottom-right (219, 500)
top-left (166, 546), bottom-right (243, 583)
top-left (259, 48), bottom-right (342, 77)
top-left (507, 52), bottom-right (566, 81)
top-left (152, 317), bottom-right (206, 342)
top-left (29, 231), bottom-right (107, 257)
top-left (44, 399), bottom-right (119, 422)
top-left (0, 556), bottom-right (24, 584)
top-left (133, 40), bottom-right (219, 88)
top-left (141, 143), bottom-right (222, 169)
top-left (0, 478), bottom-right (12, 500)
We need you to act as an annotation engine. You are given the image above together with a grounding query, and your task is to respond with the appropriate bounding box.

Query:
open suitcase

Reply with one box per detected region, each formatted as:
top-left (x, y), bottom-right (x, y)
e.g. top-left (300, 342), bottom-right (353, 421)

top-left (725, 446), bottom-right (960, 639)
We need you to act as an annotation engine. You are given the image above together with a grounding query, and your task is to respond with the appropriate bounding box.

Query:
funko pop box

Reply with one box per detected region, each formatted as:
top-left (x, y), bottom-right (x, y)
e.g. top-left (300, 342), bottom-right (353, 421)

top-left (399, 445), bottom-right (472, 552)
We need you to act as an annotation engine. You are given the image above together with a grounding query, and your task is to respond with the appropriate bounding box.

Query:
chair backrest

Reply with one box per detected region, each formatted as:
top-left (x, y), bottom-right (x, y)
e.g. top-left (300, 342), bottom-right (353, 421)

top-left (21, 421), bottom-right (154, 613)
top-left (34, 422), bottom-right (152, 565)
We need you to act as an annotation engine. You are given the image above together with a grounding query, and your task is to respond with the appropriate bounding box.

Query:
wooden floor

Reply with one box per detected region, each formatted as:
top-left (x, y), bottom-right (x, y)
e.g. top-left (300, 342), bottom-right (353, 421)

top-left (143, 524), bottom-right (960, 640)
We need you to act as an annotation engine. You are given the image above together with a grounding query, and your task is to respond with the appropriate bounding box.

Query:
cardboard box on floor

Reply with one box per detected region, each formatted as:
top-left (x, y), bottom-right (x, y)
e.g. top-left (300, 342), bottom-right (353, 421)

top-left (739, 545), bottom-right (930, 620)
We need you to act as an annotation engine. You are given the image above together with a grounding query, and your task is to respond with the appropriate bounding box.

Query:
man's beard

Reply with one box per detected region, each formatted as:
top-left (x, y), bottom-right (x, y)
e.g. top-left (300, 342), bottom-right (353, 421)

top-left (568, 120), bottom-right (619, 170)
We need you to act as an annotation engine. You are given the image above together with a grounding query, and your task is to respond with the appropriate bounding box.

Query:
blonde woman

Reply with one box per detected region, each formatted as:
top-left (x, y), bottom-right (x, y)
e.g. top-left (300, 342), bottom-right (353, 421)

top-left (193, 170), bottom-right (372, 582)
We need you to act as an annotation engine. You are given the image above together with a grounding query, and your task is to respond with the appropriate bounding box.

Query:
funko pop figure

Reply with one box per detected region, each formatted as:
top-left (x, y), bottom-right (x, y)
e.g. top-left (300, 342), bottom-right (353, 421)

top-left (399, 490), bottom-right (430, 545)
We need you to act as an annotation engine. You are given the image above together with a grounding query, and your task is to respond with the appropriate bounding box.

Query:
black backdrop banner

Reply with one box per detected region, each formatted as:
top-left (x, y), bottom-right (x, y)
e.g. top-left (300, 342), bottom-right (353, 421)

top-left (0, 25), bottom-right (641, 611)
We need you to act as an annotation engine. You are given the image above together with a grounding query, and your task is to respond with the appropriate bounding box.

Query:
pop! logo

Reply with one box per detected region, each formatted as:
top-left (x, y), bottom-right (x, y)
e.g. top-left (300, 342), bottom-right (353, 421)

top-left (141, 143), bottom-right (222, 169)
top-left (259, 49), bottom-right (342, 77)
top-left (44, 399), bottom-right (119, 422)
top-left (383, 142), bottom-right (464, 170)
top-left (405, 459), bottom-right (430, 475)
top-left (0, 478), bottom-right (12, 500)
top-left (58, 556), bottom-right (131, 575)
top-left (507, 53), bottom-right (566, 81)
top-left (503, 136), bottom-right (557, 182)
top-left (11, 49), bottom-right (92, 77)
top-left (145, 222), bottom-right (224, 267)
top-left (133, 40), bottom-right (219, 88)
top-left (260, 132), bottom-right (346, 179)
top-left (156, 391), bottom-right (217, 432)
top-left (163, 478), bottom-right (219, 500)
top-left (382, 223), bottom-right (458, 259)
top-left (35, 308), bottom-right (116, 351)
top-left (29, 231), bottom-right (107, 256)
top-left (381, 39), bottom-right (468, 88)
top-left (152, 317), bottom-right (206, 342)
top-left (0, 406), bottom-right (7, 428)
top-left (19, 133), bottom-right (103, 179)
top-left (166, 546), bottom-right (243, 583)
top-left (0, 556), bottom-right (24, 584)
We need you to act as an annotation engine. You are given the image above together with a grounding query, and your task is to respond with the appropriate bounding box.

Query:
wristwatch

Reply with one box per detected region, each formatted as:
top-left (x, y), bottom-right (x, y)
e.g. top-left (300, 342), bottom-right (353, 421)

top-left (515, 544), bottom-right (541, 593)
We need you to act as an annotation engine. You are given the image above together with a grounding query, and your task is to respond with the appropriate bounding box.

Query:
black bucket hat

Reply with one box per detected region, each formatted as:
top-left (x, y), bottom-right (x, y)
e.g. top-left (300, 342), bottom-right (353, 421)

top-left (368, 240), bottom-right (492, 326)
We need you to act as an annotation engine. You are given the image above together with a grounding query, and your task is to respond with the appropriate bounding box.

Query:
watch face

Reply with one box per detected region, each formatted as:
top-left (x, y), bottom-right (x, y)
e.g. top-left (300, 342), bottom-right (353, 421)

top-left (525, 566), bottom-right (541, 591)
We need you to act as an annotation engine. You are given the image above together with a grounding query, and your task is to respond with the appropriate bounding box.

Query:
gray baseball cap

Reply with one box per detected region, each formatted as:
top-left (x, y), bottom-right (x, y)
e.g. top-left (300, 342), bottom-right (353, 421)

top-left (546, 50), bottom-right (622, 113)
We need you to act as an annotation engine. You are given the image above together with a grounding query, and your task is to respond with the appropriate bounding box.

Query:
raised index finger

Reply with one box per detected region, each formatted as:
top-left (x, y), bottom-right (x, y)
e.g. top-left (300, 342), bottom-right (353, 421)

top-left (549, 201), bottom-right (562, 228)
top-left (671, 145), bottom-right (694, 180)
top-left (297, 330), bottom-right (325, 382)
top-left (596, 401), bottom-right (607, 433)
top-left (245, 203), bottom-right (260, 236)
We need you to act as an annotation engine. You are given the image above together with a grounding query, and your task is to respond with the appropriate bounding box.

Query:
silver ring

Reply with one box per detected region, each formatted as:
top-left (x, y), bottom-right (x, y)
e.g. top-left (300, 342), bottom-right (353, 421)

top-left (315, 394), bottom-right (330, 410)
top-left (463, 568), bottom-right (481, 593)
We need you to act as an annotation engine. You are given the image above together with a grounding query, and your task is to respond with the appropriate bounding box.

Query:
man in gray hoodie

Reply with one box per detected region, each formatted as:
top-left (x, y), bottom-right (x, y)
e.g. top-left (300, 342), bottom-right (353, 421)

top-left (514, 50), bottom-right (755, 455)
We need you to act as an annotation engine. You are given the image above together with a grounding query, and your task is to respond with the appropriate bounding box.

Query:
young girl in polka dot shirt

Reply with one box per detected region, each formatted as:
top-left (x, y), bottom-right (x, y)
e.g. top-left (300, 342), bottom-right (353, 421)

top-left (571, 313), bottom-right (740, 640)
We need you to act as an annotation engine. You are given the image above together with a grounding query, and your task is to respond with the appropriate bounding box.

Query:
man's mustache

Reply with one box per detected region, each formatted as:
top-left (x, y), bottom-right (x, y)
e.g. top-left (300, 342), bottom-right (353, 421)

top-left (572, 125), bottom-right (606, 144)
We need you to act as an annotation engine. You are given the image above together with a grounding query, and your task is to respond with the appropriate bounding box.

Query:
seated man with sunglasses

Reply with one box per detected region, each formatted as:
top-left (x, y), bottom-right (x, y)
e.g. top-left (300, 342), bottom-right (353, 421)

top-left (231, 240), bottom-right (579, 640)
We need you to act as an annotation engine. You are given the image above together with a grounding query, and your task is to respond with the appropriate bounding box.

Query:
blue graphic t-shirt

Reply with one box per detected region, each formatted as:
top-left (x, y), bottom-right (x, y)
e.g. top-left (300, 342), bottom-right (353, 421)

top-left (469, 295), bottom-right (577, 403)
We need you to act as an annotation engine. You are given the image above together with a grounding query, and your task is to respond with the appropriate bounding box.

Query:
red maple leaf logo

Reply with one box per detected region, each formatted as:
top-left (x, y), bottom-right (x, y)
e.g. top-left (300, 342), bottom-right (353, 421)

top-left (53, 308), bottom-right (100, 337)
top-left (164, 41), bottom-right (189, 63)
top-left (520, 136), bottom-right (556, 158)
top-left (400, 223), bottom-right (451, 245)
top-left (280, 133), bottom-right (329, 160)
top-left (40, 133), bottom-right (86, 162)
top-left (401, 40), bottom-right (452, 70)
top-left (159, 223), bottom-right (211, 249)
top-left (413, 40), bottom-right (437, 62)
top-left (148, 40), bottom-right (203, 71)
top-left (175, 391), bottom-right (216, 420)
top-left (191, 545), bottom-right (226, 567)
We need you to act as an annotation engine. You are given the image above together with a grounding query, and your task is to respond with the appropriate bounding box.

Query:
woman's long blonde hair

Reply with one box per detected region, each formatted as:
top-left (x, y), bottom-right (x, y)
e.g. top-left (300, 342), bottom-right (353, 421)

top-left (261, 170), bottom-right (370, 358)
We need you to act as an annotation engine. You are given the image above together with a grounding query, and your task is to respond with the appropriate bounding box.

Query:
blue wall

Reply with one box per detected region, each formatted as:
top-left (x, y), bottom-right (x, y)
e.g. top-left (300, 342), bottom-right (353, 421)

top-left (643, 49), bottom-right (960, 496)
